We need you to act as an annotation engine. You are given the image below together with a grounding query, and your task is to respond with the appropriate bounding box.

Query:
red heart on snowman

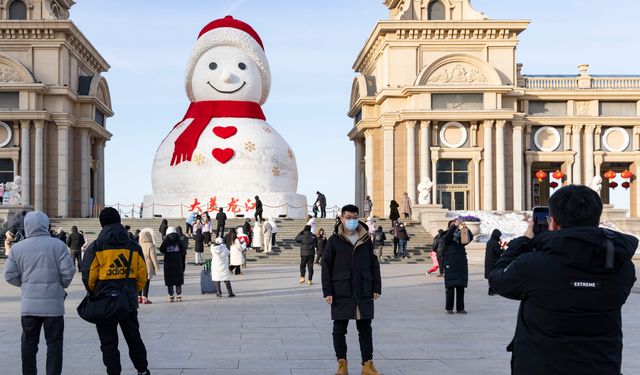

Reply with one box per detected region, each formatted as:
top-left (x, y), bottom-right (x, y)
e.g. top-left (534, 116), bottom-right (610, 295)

top-left (212, 148), bottom-right (234, 164)
top-left (212, 126), bottom-right (237, 139)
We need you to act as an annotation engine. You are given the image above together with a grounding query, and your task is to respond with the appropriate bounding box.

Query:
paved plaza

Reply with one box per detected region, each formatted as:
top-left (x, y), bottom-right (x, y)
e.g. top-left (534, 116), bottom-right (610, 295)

top-left (0, 261), bottom-right (638, 375)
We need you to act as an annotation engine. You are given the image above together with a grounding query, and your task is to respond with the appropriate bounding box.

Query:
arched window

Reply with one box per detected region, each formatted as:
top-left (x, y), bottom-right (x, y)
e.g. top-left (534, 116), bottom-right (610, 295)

top-left (428, 0), bottom-right (446, 20)
top-left (8, 0), bottom-right (27, 20)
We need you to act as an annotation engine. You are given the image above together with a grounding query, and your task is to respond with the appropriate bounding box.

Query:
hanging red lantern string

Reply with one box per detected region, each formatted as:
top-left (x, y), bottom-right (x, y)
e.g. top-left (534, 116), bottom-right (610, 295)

top-left (604, 170), bottom-right (617, 180)
top-left (609, 182), bottom-right (618, 189)
top-left (552, 170), bottom-right (564, 180)
top-left (549, 181), bottom-right (559, 189)
top-left (621, 170), bottom-right (633, 180)
top-left (535, 170), bottom-right (547, 182)
top-left (622, 181), bottom-right (631, 189)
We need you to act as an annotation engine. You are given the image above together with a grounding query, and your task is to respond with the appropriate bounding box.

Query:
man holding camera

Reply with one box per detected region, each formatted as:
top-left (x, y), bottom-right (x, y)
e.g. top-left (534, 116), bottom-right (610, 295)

top-left (489, 185), bottom-right (637, 375)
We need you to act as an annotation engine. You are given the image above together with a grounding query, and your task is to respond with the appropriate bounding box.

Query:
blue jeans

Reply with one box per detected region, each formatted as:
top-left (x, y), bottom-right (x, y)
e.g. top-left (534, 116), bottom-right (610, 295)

top-left (398, 240), bottom-right (407, 257)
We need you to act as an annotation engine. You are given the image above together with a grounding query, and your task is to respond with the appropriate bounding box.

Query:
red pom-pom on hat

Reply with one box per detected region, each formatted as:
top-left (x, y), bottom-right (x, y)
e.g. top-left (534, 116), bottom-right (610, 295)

top-left (198, 15), bottom-right (264, 51)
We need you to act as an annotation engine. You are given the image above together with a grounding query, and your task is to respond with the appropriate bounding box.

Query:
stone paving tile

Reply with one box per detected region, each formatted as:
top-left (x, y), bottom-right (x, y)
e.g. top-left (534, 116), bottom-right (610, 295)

top-left (0, 262), bottom-right (638, 375)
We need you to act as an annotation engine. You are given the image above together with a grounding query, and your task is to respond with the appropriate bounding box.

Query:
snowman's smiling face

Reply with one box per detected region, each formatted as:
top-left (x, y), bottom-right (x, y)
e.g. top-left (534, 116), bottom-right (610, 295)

top-left (191, 46), bottom-right (262, 102)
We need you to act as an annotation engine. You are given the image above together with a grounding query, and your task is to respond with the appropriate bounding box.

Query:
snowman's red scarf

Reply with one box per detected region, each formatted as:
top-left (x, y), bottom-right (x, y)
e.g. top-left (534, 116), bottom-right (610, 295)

top-left (170, 100), bottom-right (265, 166)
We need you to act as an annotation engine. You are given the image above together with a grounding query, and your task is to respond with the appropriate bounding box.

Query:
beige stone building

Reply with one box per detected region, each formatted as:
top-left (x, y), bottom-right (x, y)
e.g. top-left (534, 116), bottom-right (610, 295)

top-left (349, 0), bottom-right (640, 218)
top-left (0, 0), bottom-right (112, 217)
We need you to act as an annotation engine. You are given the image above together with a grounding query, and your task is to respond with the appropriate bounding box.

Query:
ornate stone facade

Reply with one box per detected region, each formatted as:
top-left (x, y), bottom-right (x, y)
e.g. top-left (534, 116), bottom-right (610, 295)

top-left (0, 0), bottom-right (112, 217)
top-left (350, 0), bottom-right (640, 217)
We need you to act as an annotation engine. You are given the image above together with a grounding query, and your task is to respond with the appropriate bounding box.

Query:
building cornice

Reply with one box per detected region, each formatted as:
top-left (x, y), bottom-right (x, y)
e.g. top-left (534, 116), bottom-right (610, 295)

top-left (353, 20), bottom-right (530, 72)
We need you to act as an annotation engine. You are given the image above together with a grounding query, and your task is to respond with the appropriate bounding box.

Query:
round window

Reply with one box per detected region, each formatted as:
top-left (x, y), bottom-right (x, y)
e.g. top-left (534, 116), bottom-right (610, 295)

top-left (533, 126), bottom-right (561, 152)
top-left (602, 127), bottom-right (629, 152)
top-left (439, 122), bottom-right (468, 148)
top-left (0, 122), bottom-right (13, 148)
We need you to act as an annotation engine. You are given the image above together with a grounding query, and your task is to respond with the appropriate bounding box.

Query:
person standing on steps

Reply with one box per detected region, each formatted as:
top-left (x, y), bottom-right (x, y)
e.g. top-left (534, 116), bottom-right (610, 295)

top-left (373, 225), bottom-right (386, 262)
top-left (363, 196), bottom-right (373, 219)
top-left (315, 191), bottom-right (327, 218)
top-left (254, 195), bottom-right (263, 222)
top-left (389, 200), bottom-right (400, 224)
top-left (262, 218), bottom-right (273, 254)
top-left (4, 211), bottom-right (75, 375)
top-left (159, 227), bottom-right (186, 303)
top-left (269, 217), bottom-right (278, 246)
top-left (159, 219), bottom-right (168, 241)
top-left (322, 204), bottom-right (383, 375)
top-left (243, 218), bottom-right (253, 246)
top-left (66, 225), bottom-right (85, 272)
top-left (484, 229), bottom-right (503, 295)
top-left (252, 219), bottom-right (263, 252)
top-left (296, 225), bottom-right (317, 286)
top-left (401, 192), bottom-right (412, 219)
top-left (215, 207), bottom-right (227, 237)
top-left (81, 207), bottom-right (151, 375)
top-left (397, 223), bottom-right (410, 259)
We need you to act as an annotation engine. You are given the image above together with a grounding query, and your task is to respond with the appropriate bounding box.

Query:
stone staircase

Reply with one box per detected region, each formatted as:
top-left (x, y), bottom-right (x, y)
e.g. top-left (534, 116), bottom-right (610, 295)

top-left (48, 217), bottom-right (436, 265)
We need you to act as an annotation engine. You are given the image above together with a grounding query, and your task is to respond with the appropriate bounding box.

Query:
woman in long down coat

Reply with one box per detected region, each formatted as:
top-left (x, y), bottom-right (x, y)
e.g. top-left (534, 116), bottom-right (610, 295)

top-left (139, 231), bottom-right (159, 304)
top-left (401, 192), bottom-right (412, 219)
top-left (252, 220), bottom-right (263, 251)
top-left (159, 219), bottom-right (168, 240)
top-left (389, 200), bottom-right (400, 223)
top-left (193, 228), bottom-right (205, 265)
top-left (159, 227), bottom-right (187, 302)
top-left (441, 219), bottom-right (472, 314)
top-left (484, 229), bottom-right (503, 295)
top-left (210, 238), bottom-right (235, 297)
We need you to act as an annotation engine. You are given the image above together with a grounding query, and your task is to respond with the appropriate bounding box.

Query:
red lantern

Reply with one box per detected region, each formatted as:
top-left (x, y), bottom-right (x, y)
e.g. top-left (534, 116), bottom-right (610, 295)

top-left (621, 170), bottom-right (633, 179)
top-left (552, 170), bottom-right (564, 180)
top-left (604, 170), bottom-right (617, 180)
top-left (549, 181), bottom-right (559, 188)
top-left (609, 182), bottom-right (618, 189)
top-left (535, 170), bottom-right (547, 182)
top-left (622, 181), bottom-right (631, 189)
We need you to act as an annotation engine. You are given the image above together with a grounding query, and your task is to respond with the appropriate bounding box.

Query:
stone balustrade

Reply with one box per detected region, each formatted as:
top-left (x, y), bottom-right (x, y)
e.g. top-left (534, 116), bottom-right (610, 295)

top-left (524, 75), bottom-right (640, 90)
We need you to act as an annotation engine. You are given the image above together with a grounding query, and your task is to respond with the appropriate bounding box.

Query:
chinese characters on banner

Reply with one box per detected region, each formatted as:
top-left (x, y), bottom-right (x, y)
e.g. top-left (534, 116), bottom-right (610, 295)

top-left (189, 196), bottom-right (257, 213)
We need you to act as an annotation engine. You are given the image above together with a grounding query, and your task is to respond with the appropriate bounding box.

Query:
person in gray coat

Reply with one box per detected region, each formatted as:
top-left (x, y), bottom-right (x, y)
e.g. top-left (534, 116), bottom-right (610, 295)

top-left (4, 211), bottom-right (75, 375)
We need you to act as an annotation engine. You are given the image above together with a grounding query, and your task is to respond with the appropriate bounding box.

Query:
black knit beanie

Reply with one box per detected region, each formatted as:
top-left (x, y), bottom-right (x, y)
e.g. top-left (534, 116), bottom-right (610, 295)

top-left (99, 207), bottom-right (121, 227)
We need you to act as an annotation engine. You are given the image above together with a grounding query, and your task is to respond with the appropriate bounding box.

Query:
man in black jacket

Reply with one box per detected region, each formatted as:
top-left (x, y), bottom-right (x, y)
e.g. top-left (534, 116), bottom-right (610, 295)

top-left (489, 185), bottom-right (637, 375)
top-left (321, 204), bottom-right (382, 375)
top-left (66, 225), bottom-right (85, 272)
top-left (215, 207), bottom-right (227, 237)
top-left (254, 195), bottom-right (263, 222)
top-left (82, 207), bottom-right (151, 375)
top-left (296, 225), bottom-right (317, 285)
top-left (315, 191), bottom-right (327, 218)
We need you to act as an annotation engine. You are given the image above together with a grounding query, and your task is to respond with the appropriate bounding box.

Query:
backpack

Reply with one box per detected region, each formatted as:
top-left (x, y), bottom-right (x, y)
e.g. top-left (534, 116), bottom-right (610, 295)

top-left (374, 231), bottom-right (384, 243)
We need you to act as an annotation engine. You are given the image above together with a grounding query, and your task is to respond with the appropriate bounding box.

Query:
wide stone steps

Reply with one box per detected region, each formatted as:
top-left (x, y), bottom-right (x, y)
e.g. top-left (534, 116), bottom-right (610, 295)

top-left (49, 218), bottom-right (438, 265)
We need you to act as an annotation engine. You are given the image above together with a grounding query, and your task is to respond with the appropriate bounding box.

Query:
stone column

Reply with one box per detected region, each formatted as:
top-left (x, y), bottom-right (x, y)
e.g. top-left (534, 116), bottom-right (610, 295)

top-left (512, 122), bottom-right (524, 211)
top-left (495, 120), bottom-right (506, 211)
top-left (19, 120), bottom-right (30, 206)
top-left (92, 160), bottom-right (99, 216)
top-left (431, 155), bottom-right (438, 205)
top-left (364, 130), bottom-right (374, 203)
top-left (572, 125), bottom-right (583, 184)
top-left (80, 129), bottom-right (90, 218)
top-left (383, 124), bottom-right (395, 216)
top-left (473, 157), bottom-right (481, 210)
top-left (34, 120), bottom-right (44, 212)
top-left (419, 121), bottom-right (431, 186)
top-left (406, 121), bottom-right (417, 203)
top-left (584, 125), bottom-right (595, 184)
top-left (483, 120), bottom-right (494, 210)
top-left (636, 162), bottom-right (640, 217)
top-left (595, 126), bottom-right (602, 151)
top-left (97, 139), bottom-right (106, 208)
top-left (11, 157), bottom-right (18, 178)
top-left (469, 122), bottom-right (478, 147)
top-left (354, 139), bottom-right (364, 208)
top-left (564, 125), bottom-right (572, 151)
top-left (57, 125), bottom-right (69, 217)
top-left (525, 160), bottom-right (532, 210)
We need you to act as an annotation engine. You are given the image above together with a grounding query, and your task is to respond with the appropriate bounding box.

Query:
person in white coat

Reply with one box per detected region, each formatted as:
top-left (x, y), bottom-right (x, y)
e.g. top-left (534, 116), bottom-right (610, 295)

top-left (252, 220), bottom-right (263, 251)
top-left (210, 238), bottom-right (235, 297)
top-left (262, 219), bottom-right (273, 254)
top-left (268, 217), bottom-right (278, 246)
top-left (306, 217), bottom-right (317, 235)
top-left (229, 231), bottom-right (246, 275)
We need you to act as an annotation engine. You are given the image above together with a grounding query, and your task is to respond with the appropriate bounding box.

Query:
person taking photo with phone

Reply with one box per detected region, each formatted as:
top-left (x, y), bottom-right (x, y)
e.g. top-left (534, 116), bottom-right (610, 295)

top-left (489, 185), bottom-right (637, 375)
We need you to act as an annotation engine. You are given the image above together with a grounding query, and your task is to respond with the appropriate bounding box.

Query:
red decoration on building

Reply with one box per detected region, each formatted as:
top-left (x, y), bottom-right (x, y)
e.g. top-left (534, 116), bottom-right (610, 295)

top-left (609, 182), bottom-right (619, 189)
top-left (549, 181), bottom-right (559, 188)
top-left (227, 197), bottom-right (241, 213)
top-left (621, 170), bottom-right (633, 179)
top-left (189, 198), bottom-right (202, 212)
top-left (622, 181), bottom-right (631, 189)
top-left (552, 170), bottom-right (564, 180)
top-left (535, 170), bottom-right (547, 182)
top-left (208, 197), bottom-right (218, 212)
top-left (604, 170), bottom-right (617, 180)
top-left (244, 198), bottom-right (256, 212)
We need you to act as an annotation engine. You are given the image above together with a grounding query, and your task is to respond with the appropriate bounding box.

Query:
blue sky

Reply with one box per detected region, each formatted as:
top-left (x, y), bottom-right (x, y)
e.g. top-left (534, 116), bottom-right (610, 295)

top-left (70, 0), bottom-right (640, 209)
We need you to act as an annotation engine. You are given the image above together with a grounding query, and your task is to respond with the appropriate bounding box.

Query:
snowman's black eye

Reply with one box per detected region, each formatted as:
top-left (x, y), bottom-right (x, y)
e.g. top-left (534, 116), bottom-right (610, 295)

top-left (209, 62), bottom-right (218, 70)
top-left (238, 62), bottom-right (246, 70)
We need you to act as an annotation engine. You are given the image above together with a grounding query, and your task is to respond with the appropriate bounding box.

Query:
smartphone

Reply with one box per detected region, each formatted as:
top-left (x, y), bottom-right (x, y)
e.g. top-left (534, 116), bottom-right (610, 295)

top-left (532, 206), bottom-right (550, 235)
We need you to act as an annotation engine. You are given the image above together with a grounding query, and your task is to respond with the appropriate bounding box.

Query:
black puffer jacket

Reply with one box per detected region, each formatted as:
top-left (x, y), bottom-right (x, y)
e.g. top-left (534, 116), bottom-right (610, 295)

top-left (317, 235), bottom-right (327, 255)
top-left (193, 229), bottom-right (204, 253)
top-left (66, 226), bottom-right (85, 251)
top-left (442, 224), bottom-right (471, 288)
top-left (321, 222), bottom-right (382, 320)
top-left (389, 201), bottom-right (400, 222)
top-left (489, 227), bottom-right (637, 375)
top-left (295, 230), bottom-right (317, 256)
top-left (159, 233), bottom-right (186, 286)
top-left (484, 229), bottom-right (502, 279)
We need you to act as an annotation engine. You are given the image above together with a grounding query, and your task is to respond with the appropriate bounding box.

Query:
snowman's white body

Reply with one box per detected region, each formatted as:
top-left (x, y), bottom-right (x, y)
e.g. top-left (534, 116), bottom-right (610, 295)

top-left (143, 34), bottom-right (307, 218)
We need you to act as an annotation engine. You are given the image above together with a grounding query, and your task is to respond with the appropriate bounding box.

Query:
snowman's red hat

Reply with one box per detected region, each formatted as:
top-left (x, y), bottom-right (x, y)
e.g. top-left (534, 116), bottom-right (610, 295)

top-left (185, 16), bottom-right (271, 104)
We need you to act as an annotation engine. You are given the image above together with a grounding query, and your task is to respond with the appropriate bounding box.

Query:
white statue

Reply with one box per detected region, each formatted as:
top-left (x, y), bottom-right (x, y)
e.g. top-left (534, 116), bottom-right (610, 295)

top-left (588, 176), bottom-right (602, 193)
top-left (5, 175), bottom-right (23, 205)
top-left (417, 178), bottom-right (433, 205)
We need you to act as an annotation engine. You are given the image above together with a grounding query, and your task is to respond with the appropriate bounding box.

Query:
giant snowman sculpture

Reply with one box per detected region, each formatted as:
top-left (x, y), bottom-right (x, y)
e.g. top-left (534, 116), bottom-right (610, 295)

top-left (144, 16), bottom-right (307, 218)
